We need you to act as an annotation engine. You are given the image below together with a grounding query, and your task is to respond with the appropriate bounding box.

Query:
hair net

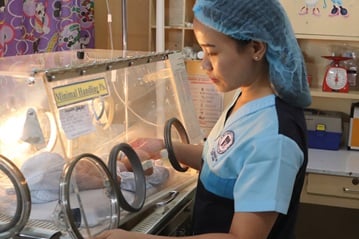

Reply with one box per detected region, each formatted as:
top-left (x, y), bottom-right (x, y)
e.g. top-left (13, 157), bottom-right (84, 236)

top-left (193, 0), bottom-right (311, 108)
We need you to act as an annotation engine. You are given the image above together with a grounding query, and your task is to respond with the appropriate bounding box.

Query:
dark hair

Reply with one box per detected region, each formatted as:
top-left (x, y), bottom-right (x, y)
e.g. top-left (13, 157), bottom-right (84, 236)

top-left (233, 38), bottom-right (251, 53)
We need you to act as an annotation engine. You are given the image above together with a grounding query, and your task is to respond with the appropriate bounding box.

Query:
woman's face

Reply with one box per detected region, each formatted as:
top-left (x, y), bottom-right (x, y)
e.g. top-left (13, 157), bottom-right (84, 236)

top-left (193, 19), bottom-right (258, 92)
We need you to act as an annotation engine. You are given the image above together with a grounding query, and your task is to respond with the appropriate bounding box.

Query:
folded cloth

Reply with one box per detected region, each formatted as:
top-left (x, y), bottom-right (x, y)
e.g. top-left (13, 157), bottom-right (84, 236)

top-left (20, 152), bottom-right (65, 204)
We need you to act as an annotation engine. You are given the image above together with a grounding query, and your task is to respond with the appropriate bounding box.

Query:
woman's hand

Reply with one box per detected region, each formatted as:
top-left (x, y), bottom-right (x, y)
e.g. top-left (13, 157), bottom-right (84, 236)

top-left (120, 148), bottom-right (154, 175)
top-left (117, 138), bottom-right (164, 175)
top-left (129, 138), bottom-right (165, 159)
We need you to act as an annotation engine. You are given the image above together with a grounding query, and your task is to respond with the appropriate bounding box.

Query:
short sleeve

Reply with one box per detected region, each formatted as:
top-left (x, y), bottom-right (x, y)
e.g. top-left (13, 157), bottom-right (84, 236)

top-left (233, 135), bottom-right (303, 214)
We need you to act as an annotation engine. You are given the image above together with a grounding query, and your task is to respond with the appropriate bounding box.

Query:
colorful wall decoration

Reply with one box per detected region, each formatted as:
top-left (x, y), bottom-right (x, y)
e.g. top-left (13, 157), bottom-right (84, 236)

top-left (0, 0), bottom-right (95, 57)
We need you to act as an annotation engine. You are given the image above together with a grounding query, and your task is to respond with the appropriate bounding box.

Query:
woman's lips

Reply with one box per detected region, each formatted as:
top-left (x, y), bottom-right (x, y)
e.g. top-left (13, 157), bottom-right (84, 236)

top-left (209, 77), bottom-right (219, 84)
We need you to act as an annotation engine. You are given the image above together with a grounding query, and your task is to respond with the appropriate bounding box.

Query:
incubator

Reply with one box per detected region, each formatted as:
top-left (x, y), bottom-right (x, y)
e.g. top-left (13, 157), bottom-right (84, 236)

top-left (0, 49), bottom-right (202, 238)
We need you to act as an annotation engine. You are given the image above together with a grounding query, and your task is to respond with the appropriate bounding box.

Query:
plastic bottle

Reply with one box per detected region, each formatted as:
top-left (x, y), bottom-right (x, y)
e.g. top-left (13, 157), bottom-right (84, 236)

top-left (343, 51), bottom-right (358, 90)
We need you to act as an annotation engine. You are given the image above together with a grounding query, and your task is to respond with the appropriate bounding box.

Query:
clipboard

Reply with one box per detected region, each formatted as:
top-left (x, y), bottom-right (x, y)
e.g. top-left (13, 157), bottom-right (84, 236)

top-left (348, 102), bottom-right (359, 150)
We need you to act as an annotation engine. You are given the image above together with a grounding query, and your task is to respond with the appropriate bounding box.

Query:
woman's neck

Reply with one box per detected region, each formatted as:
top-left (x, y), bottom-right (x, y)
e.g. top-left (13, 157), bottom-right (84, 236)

top-left (231, 78), bottom-right (274, 113)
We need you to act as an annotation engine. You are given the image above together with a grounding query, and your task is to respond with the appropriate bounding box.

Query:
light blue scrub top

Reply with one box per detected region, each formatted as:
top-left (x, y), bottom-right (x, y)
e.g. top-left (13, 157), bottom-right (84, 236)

top-left (200, 92), bottom-right (304, 214)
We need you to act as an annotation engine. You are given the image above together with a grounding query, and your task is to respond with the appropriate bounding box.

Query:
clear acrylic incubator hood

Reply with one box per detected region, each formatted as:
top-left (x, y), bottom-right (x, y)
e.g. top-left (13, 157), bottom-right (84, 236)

top-left (0, 49), bottom-right (202, 239)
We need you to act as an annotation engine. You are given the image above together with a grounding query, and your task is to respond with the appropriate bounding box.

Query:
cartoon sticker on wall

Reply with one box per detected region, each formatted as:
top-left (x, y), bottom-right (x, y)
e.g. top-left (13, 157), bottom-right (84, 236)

top-left (329, 0), bottom-right (348, 16)
top-left (298, 0), bottom-right (349, 17)
top-left (299, 0), bottom-right (322, 16)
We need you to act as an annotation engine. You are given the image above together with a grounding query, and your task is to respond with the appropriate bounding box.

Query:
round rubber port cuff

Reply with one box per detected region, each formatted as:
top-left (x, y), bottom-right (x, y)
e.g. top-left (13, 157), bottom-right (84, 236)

top-left (108, 143), bottom-right (146, 212)
top-left (163, 117), bottom-right (189, 172)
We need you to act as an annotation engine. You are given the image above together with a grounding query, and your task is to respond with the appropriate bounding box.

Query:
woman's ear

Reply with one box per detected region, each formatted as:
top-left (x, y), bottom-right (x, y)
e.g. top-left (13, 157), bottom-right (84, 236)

top-left (251, 41), bottom-right (267, 61)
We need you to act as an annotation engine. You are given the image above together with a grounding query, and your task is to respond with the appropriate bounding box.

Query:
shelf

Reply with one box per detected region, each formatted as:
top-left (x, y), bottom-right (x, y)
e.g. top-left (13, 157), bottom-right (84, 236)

top-left (150, 0), bottom-right (196, 51)
top-left (151, 25), bottom-right (193, 30)
top-left (151, 25), bottom-right (186, 29)
top-left (296, 33), bottom-right (359, 42)
top-left (165, 26), bottom-right (187, 30)
top-left (310, 87), bottom-right (359, 100)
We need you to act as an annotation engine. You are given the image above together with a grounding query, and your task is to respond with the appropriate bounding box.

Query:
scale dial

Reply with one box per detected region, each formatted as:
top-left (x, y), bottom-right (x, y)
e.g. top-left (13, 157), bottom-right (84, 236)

top-left (322, 55), bottom-right (350, 93)
top-left (325, 67), bottom-right (348, 90)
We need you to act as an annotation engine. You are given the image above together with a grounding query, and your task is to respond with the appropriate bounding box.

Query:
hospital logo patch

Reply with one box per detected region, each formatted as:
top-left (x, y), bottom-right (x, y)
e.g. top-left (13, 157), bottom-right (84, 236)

top-left (217, 130), bottom-right (234, 154)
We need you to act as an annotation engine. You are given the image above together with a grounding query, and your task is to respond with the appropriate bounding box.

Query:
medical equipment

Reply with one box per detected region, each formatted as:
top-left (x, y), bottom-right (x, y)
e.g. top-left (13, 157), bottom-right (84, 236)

top-left (0, 49), bottom-right (202, 238)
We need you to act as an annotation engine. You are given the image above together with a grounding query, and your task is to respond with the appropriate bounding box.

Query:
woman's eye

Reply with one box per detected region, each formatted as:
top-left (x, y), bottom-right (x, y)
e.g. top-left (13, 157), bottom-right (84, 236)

top-left (206, 52), bottom-right (217, 56)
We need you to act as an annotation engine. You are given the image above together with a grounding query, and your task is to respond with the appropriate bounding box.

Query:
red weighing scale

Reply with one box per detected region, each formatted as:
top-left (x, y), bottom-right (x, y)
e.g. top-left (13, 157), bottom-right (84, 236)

top-left (322, 56), bottom-right (352, 93)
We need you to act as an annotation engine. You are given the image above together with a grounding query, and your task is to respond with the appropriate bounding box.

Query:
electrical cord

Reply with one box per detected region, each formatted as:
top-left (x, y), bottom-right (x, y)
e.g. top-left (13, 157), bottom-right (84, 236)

top-left (111, 81), bottom-right (158, 127)
top-left (105, 0), bottom-right (114, 50)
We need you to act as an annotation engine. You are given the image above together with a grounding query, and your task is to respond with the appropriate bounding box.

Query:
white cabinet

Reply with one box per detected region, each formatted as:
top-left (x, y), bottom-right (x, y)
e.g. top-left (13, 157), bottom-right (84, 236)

top-left (280, 0), bottom-right (359, 40)
top-left (150, 0), bottom-right (197, 51)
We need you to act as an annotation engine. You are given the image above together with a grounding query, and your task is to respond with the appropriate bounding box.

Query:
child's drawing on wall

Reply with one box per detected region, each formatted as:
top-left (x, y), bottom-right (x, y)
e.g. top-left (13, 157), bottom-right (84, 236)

top-left (299, 0), bottom-right (321, 16)
top-left (329, 0), bottom-right (348, 17)
top-left (298, 0), bottom-right (349, 17)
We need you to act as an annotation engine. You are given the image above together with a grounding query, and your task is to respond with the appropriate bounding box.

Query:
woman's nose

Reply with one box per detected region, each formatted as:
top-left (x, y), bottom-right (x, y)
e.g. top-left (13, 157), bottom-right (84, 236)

top-left (200, 58), bottom-right (213, 71)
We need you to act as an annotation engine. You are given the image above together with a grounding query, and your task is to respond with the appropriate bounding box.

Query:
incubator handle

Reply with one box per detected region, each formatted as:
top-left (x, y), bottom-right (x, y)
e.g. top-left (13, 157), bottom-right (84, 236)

top-left (155, 191), bottom-right (179, 206)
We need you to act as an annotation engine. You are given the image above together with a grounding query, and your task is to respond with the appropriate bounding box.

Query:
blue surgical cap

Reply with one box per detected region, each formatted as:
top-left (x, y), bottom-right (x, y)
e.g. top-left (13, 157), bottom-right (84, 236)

top-left (193, 0), bottom-right (312, 108)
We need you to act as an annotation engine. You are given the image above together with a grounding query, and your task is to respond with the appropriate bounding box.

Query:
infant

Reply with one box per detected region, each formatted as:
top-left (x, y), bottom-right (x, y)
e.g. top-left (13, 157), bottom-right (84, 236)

top-left (20, 144), bottom-right (169, 204)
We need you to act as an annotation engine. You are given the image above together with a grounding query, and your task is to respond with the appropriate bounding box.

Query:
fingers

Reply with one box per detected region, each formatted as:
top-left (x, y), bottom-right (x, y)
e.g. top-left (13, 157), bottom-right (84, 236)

top-left (128, 138), bottom-right (147, 148)
top-left (134, 149), bottom-right (151, 161)
top-left (128, 138), bottom-right (165, 159)
top-left (120, 149), bottom-right (150, 171)
top-left (93, 230), bottom-right (111, 239)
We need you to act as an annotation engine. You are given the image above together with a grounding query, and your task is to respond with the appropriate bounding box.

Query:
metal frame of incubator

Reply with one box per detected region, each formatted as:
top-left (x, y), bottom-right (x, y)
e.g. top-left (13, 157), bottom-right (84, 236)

top-left (0, 49), bottom-right (202, 238)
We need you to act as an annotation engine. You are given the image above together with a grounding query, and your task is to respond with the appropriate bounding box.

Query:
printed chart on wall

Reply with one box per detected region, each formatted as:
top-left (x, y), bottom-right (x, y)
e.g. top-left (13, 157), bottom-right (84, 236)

top-left (186, 61), bottom-right (223, 137)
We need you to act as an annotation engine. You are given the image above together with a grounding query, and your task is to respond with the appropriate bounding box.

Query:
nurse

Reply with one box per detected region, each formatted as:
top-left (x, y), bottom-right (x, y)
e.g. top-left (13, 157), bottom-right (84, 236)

top-left (95, 0), bottom-right (311, 238)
